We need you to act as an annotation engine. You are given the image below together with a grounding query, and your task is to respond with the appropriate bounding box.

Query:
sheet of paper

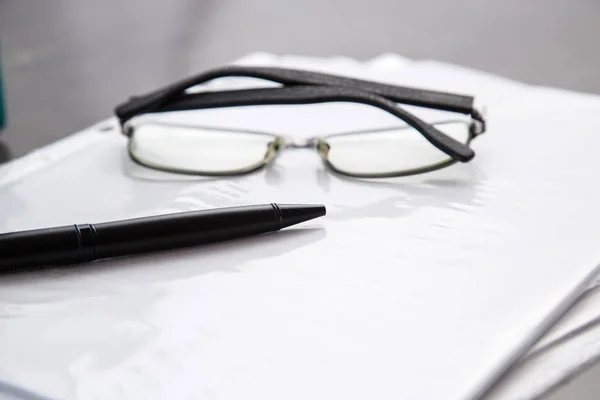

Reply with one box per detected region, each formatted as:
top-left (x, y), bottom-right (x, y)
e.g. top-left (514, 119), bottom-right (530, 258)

top-left (489, 285), bottom-right (600, 399)
top-left (1, 54), bottom-right (600, 400)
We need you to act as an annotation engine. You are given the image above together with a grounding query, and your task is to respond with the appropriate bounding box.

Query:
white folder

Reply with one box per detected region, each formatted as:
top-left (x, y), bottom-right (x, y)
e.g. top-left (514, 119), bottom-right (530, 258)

top-left (1, 53), bottom-right (600, 400)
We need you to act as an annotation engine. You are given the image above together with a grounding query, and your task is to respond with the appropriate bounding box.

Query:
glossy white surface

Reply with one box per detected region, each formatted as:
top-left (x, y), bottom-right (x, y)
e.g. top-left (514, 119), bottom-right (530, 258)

top-left (1, 54), bottom-right (600, 400)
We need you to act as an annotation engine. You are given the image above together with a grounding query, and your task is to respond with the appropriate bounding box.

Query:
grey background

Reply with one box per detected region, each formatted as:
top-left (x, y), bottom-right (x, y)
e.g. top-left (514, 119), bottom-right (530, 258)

top-left (1, 0), bottom-right (600, 398)
top-left (2, 0), bottom-right (600, 161)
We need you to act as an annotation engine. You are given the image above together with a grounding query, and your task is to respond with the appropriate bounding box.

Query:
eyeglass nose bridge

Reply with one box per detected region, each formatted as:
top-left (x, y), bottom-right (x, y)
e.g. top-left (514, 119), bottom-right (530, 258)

top-left (282, 136), bottom-right (319, 149)
top-left (279, 136), bottom-right (330, 161)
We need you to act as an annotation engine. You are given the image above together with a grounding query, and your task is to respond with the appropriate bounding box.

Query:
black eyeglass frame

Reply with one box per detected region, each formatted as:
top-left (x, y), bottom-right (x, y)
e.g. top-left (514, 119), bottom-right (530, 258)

top-left (115, 66), bottom-right (486, 178)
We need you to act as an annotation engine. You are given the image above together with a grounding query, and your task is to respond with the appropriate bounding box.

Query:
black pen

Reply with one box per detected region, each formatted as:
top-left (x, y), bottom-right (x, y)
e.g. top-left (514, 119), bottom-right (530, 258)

top-left (0, 203), bottom-right (326, 273)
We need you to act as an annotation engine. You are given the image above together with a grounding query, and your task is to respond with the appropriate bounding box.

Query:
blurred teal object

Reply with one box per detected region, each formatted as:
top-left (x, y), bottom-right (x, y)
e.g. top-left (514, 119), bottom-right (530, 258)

top-left (0, 56), bottom-right (4, 129)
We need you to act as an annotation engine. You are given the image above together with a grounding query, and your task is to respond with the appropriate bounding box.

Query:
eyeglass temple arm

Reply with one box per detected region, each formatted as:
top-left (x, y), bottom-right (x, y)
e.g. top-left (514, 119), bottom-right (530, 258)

top-left (127, 85), bottom-right (475, 163)
top-left (115, 66), bottom-right (485, 126)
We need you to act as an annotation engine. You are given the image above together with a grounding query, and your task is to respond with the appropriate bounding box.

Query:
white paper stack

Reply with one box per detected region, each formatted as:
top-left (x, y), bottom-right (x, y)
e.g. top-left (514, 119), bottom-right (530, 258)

top-left (1, 53), bottom-right (600, 400)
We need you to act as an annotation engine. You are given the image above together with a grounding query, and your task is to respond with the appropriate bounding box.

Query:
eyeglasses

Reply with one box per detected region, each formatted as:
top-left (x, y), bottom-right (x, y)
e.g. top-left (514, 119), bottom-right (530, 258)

top-left (115, 66), bottom-right (486, 178)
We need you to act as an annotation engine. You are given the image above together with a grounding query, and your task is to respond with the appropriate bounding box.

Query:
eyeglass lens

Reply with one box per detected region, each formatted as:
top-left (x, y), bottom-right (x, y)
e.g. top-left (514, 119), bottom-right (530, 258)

top-left (128, 119), bottom-right (471, 176)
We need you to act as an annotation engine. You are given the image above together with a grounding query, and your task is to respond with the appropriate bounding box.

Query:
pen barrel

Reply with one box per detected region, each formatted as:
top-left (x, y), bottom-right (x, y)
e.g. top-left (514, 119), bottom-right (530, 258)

top-left (0, 203), bottom-right (324, 272)
top-left (93, 205), bottom-right (280, 259)
top-left (0, 225), bottom-right (83, 272)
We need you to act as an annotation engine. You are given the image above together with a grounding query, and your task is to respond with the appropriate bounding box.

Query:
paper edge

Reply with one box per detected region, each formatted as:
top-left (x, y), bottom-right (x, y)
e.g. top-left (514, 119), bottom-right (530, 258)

top-left (470, 261), bottom-right (600, 399)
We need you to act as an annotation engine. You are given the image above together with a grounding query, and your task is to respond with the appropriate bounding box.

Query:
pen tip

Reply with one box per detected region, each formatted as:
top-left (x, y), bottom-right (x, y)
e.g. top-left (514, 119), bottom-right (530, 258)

top-left (276, 204), bottom-right (326, 229)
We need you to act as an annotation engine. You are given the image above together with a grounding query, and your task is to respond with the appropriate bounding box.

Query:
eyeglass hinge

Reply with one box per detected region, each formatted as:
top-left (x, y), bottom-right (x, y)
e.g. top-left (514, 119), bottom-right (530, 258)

top-left (471, 103), bottom-right (487, 136)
